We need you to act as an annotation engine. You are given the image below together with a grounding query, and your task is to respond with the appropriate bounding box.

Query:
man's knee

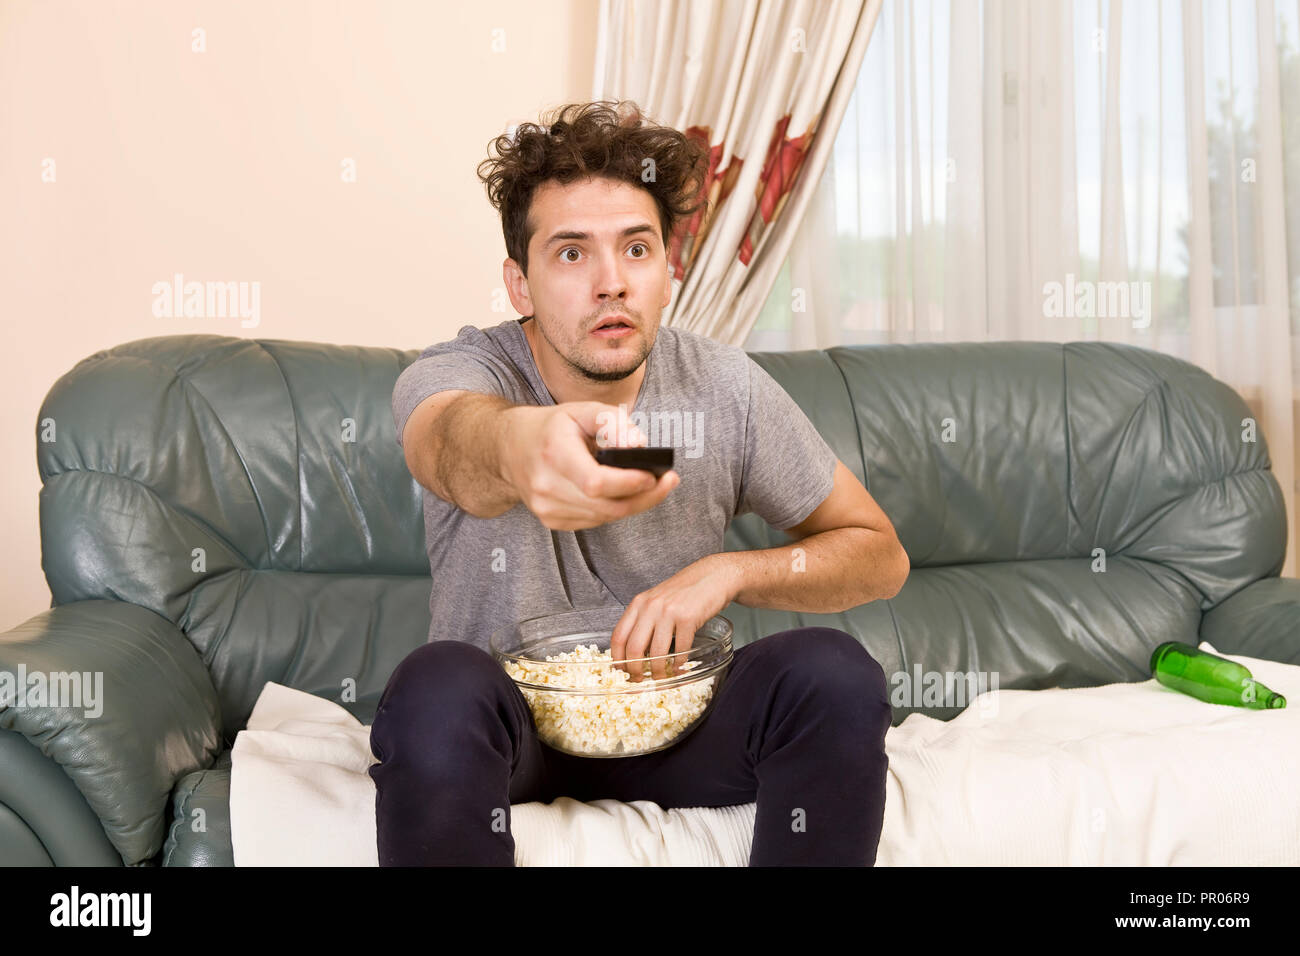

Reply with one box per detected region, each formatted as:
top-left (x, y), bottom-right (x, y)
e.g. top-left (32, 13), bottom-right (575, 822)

top-left (759, 626), bottom-right (891, 717)
top-left (372, 640), bottom-right (505, 738)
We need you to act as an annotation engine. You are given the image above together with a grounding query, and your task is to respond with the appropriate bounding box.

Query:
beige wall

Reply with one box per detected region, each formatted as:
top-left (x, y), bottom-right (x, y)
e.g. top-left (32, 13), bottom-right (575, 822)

top-left (0, 0), bottom-right (600, 630)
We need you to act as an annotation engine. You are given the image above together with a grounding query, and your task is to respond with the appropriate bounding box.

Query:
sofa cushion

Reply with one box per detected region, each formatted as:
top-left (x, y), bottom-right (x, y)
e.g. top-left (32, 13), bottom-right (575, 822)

top-left (214, 649), bottom-right (1300, 866)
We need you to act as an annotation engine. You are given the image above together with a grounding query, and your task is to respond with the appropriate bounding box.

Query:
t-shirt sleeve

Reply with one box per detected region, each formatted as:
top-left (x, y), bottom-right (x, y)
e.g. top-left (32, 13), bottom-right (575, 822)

top-left (735, 357), bottom-right (839, 530)
top-left (391, 328), bottom-right (520, 449)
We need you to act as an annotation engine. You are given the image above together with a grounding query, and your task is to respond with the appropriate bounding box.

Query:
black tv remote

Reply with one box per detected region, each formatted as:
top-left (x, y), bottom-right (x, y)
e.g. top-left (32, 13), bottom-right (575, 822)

top-left (594, 446), bottom-right (674, 478)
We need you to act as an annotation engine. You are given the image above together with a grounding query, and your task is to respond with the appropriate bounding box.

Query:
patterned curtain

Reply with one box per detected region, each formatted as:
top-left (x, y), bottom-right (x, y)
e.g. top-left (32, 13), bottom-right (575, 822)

top-left (593, 0), bottom-right (885, 345)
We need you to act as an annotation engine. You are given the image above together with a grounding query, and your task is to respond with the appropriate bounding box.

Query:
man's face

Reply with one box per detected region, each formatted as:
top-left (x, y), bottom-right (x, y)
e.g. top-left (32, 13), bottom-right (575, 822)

top-left (505, 176), bottom-right (673, 384)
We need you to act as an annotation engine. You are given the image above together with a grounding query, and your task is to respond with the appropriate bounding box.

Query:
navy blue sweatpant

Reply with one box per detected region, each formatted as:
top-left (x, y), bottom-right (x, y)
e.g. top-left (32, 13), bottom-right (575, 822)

top-left (368, 626), bottom-right (892, 866)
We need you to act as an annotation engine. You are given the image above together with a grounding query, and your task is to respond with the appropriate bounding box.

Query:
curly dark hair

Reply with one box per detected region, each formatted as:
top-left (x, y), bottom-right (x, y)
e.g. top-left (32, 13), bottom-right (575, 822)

top-left (477, 100), bottom-right (711, 277)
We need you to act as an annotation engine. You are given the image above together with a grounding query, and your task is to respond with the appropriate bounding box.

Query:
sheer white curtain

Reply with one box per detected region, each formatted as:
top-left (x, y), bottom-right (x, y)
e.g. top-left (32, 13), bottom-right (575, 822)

top-left (746, 0), bottom-right (1300, 577)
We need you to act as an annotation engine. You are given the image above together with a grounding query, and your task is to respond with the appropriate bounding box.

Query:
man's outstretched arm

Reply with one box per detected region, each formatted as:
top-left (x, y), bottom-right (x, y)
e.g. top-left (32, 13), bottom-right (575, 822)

top-left (403, 390), bottom-right (524, 518)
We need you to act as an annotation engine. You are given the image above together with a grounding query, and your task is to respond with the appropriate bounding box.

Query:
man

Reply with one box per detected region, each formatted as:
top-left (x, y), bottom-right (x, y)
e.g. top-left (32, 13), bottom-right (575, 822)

top-left (370, 100), bottom-right (909, 867)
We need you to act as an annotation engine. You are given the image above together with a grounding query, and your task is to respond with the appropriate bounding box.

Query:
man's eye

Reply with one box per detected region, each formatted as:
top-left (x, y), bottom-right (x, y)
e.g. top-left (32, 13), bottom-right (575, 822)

top-left (560, 243), bottom-right (649, 262)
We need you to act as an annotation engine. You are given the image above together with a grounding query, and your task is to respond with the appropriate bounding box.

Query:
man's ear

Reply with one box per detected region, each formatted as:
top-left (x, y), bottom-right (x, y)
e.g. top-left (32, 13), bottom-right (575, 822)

top-left (503, 257), bottom-right (533, 316)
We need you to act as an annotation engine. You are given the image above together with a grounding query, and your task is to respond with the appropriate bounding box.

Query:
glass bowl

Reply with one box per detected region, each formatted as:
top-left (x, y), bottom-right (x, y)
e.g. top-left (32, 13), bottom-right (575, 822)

top-left (489, 606), bottom-right (733, 758)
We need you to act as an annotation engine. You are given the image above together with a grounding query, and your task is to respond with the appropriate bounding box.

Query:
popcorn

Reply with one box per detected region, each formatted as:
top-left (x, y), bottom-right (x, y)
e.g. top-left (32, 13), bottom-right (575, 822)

top-left (503, 643), bottom-right (716, 755)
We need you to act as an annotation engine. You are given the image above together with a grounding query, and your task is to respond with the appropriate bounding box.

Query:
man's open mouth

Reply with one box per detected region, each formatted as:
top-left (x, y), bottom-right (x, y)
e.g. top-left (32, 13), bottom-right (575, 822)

top-left (592, 318), bottom-right (635, 335)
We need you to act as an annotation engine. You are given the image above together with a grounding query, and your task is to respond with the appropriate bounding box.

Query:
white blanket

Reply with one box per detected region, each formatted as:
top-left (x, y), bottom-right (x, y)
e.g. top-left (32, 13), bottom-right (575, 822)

top-left (228, 642), bottom-right (1300, 865)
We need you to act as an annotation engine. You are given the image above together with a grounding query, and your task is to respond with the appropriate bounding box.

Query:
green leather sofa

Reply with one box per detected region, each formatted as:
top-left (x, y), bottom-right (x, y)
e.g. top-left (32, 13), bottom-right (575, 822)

top-left (2, 334), bottom-right (1295, 866)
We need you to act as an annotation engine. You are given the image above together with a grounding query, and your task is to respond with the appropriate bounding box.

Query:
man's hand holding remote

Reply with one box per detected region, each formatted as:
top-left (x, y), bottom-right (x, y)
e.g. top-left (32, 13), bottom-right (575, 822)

top-left (499, 402), bottom-right (679, 531)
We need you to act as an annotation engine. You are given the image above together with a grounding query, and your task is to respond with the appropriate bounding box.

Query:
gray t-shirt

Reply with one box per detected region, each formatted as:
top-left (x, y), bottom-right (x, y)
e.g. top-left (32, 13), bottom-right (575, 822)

top-left (391, 317), bottom-right (837, 652)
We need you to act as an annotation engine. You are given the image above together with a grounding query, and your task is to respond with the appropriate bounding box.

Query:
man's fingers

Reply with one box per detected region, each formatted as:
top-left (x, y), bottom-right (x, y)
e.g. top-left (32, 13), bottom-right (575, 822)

top-left (606, 469), bottom-right (677, 510)
top-left (551, 465), bottom-right (679, 525)
top-left (569, 401), bottom-right (649, 447)
top-left (669, 629), bottom-right (694, 677)
top-left (552, 445), bottom-right (661, 500)
top-left (610, 606), bottom-right (638, 676)
top-left (648, 617), bottom-right (677, 680)
top-left (596, 466), bottom-right (661, 499)
top-left (623, 615), bottom-right (655, 683)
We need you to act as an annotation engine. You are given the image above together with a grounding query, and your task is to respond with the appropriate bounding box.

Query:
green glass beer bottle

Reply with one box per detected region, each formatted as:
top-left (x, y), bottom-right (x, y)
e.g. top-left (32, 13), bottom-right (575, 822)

top-left (1149, 642), bottom-right (1286, 709)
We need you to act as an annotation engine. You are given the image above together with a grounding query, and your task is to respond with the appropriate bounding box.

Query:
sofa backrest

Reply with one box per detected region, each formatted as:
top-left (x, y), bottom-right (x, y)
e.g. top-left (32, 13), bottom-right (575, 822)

top-left (725, 339), bottom-right (1284, 722)
top-left (728, 340), bottom-right (1283, 586)
top-left (36, 335), bottom-right (1286, 739)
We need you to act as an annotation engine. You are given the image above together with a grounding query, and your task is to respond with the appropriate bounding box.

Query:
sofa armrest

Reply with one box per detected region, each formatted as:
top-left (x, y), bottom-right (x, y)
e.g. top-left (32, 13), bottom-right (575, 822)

top-left (0, 600), bottom-right (222, 865)
top-left (1200, 576), bottom-right (1300, 666)
top-left (162, 749), bottom-right (234, 866)
top-left (0, 728), bottom-right (125, 864)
